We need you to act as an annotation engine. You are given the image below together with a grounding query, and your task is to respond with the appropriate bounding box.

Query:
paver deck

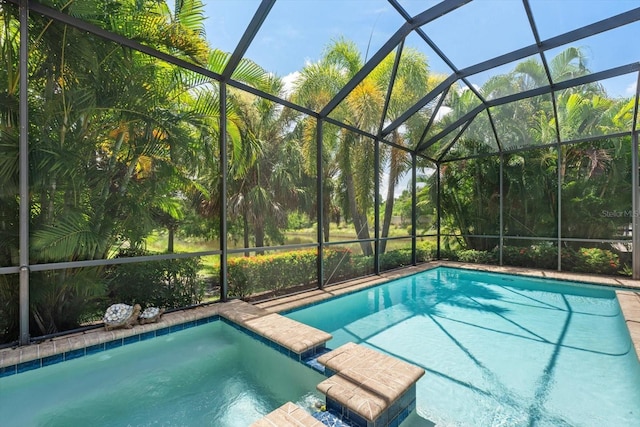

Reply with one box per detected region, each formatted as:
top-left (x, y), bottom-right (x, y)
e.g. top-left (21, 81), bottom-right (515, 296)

top-left (3, 261), bottom-right (640, 373)
top-left (219, 299), bottom-right (331, 355)
top-left (616, 290), bottom-right (640, 361)
top-left (250, 402), bottom-right (324, 427)
top-left (316, 342), bottom-right (424, 424)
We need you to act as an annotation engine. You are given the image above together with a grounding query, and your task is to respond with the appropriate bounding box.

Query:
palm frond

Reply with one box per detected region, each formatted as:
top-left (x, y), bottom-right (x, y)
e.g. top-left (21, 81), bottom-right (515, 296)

top-left (31, 212), bottom-right (109, 262)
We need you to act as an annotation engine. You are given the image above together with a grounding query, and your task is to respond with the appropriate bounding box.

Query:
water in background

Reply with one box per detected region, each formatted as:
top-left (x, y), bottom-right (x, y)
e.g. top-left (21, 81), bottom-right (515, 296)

top-left (0, 322), bottom-right (324, 426)
top-left (287, 267), bottom-right (640, 427)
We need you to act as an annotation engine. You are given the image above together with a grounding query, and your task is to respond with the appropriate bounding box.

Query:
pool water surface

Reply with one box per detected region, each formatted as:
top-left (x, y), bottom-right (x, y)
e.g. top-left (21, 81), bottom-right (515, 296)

top-left (287, 267), bottom-right (640, 427)
top-left (0, 321), bottom-right (324, 426)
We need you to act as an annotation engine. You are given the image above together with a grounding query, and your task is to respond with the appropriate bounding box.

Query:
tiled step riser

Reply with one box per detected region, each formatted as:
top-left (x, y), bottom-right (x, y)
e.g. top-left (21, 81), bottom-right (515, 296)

top-left (326, 385), bottom-right (416, 427)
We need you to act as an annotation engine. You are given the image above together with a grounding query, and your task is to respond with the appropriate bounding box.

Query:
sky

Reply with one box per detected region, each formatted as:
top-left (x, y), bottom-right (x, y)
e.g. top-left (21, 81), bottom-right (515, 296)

top-left (200, 0), bottom-right (639, 196)
top-left (202, 0), bottom-right (639, 98)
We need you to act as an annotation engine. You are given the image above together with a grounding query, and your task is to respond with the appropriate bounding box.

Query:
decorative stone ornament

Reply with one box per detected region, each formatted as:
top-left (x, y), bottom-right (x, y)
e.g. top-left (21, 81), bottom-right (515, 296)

top-left (103, 303), bottom-right (141, 331)
top-left (138, 306), bottom-right (164, 324)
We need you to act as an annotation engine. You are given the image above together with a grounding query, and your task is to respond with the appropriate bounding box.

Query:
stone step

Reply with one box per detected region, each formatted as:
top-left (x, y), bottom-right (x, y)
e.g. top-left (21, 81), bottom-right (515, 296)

top-left (316, 342), bottom-right (424, 427)
top-left (250, 402), bottom-right (324, 427)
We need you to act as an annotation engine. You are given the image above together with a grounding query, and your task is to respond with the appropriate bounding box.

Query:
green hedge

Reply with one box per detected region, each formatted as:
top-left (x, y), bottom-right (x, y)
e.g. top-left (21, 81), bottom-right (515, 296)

top-left (227, 249), bottom-right (318, 298)
top-left (106, 251), bottom-right (205, 309)
top-left (194, 242), bottom-right (625, 302)
top-left (449, 245), bottom-right (622, 275)
top-left (399, 241), bottom-right (622, 275)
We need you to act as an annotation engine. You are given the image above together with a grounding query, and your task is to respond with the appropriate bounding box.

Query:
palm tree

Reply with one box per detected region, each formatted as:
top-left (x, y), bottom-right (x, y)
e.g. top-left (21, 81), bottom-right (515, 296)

top-left (9, 0), bottom-right (228, 336)
top-left (375, 48), bottom-right (434, 254)
top-left (293, 38), bottom-right (384, 255)
top-left (226, 76), bottom-right (307, 253)
top-left (0, 2), bottom-right (21, 343)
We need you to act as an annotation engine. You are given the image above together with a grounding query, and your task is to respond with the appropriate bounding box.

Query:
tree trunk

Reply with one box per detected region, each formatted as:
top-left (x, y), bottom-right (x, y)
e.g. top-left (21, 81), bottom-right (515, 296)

top-left (380, 179), bottom-right (396, 254)
top-left (345, 172), bottom-right (372, 256)
top-left (243, 212), bottom-right (250, 257)
top-left (323, 191), bottom-right (331, 243)
top-left (167, 226), bottom-right (175, 253)
top-left (255, 225), bottom-right (265, 255)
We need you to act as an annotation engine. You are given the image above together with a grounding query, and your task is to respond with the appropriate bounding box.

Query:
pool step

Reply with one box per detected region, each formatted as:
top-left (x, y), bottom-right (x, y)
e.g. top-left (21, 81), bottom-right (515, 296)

top-left (315, 342), bottom-right (424, 427)
top-left (219, 300), bottom-right (332, 359)
top-left (250, 402), bottom-right (325, 427)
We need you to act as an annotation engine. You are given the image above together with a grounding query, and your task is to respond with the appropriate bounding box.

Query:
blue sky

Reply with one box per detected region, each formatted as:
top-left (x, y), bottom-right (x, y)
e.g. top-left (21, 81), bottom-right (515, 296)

top-left (202, 0), bottom-right (639, 98)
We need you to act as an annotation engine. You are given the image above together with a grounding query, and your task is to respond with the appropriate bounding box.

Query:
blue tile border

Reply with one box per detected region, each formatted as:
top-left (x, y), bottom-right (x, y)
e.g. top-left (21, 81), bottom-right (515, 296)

top-left (86, 343), bottom-right (105, 355)
top-left (65, 348), bottom-right (85, 361)
top-left (17, 359), bottom-right (40, 374)
top-left (0, 364), bottom-right (17, 378)
top-left (41, 353), bottom-right (64, 367)
top-left (1, 312), bottom-right (326, 380)
top-left (0, 314), bottom-right (221, 378)
top-left (105, 339), bottom-right (123, 350)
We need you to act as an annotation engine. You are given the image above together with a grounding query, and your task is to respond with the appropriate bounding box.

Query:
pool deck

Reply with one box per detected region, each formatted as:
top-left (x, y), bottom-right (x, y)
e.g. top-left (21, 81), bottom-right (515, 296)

top-left (2, 261), bottom-right (640, 370)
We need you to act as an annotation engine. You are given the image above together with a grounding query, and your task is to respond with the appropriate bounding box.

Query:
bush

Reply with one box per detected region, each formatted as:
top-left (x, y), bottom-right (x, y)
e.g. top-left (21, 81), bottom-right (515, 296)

top-left (380, 249), bottom-right (413, 270)
top-left (0, 275), bottom-right (19, 344)
top-left (566, 247), bottom-right (620, 275)
top-left (500, 244), bottom-right (559, 269)
top-left (457, 249), bottom-right (498, 264)
top-left (228, 249), bottom-right (318, 298)
top-left (106, 251), bottom-right (204, 310)
top-left (323, 247), bottom-right (355, 282)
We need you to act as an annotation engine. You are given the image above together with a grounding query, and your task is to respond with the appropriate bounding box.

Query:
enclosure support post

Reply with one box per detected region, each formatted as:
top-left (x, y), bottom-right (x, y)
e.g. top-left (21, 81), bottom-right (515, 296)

top-left (499, 153), bottom-right (504, 266)
top-left (436, 163), bottom-right (441, 260)
top-left (316, 119), bottom-right (325, 288)
top-left (557, 145), bottom-right (562, 271)
top-left (411, 153), bottom-right (417, 266)
top-left (18, 0), bottom-right (30, 346)
top-left (374, 140), bottom-right (380, 275)
top-left (633, 132), bottom-right (640, 279)
top-left (219, 82), bottom-right (228, 301)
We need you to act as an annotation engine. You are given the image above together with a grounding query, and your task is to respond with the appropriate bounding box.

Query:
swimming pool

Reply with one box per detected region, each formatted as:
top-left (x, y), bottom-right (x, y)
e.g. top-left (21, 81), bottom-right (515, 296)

top-left (0, 320), bottom-right (325, 426)
top-left (287, 267), bottom-right (640, 427)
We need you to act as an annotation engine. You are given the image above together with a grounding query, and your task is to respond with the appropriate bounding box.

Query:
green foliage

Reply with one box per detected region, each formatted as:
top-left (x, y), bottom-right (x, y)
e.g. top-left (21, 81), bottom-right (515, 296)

top-left (324, 247), bottom-right (358, 282)
top-left (502, 244), bottom-right (559, 270)
top-left (287, 212), bottom-right (313, 230)
top-left (379, 249), bottom-right (415, 270)
top-left (227, 249), bottom-right (318, 299)
top-left (564, 247), bottom-right (620, 275)
top-left (29, 268), bottom-right (107, 336)
top-left (0, 275), bottom-right (19, 344)
top-left (106, 250), bottom-right (205, 310)
top-left (451, 244), bottom-right (620, 275)
top-left (457, 249), bottom-right (498, 264)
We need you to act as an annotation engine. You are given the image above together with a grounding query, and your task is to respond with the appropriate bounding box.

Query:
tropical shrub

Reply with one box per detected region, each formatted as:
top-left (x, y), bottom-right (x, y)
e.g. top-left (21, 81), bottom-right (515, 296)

top-left (453, 244), bottom-right (620, 275)
top-left (227, 249), bottom-right (318, 299)
top-left (106, 251), bottom-right (204, 310)
top-left (457, 249), bottom-right (498, 264)
top-left (0, 275), bottom-right (19, 344)
top-left (380, 249), bottom-right (413, 271)
top-left (502, 244), bottom-right (558, 270)
top-left (565, 247), bottom-right (620, 275)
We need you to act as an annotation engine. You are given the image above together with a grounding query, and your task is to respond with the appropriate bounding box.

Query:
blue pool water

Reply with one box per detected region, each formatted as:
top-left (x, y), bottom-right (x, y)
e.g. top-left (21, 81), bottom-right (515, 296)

top-left (0, 321), bottom-right (324, 426)
top-left (287, 267), bottom-right (640, 427)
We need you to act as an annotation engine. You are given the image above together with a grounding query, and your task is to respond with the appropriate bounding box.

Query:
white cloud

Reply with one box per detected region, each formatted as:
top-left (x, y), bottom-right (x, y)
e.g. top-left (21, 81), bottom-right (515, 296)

top-left (435, 106), bottom-right (451, 121)
top-left (282, 71), bottom-right (300, 97)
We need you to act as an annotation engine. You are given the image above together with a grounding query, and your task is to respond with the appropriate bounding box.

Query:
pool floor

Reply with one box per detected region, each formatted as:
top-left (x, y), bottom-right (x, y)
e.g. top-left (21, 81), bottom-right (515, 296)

top-left (286, 267), bottom-right (640, 426)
